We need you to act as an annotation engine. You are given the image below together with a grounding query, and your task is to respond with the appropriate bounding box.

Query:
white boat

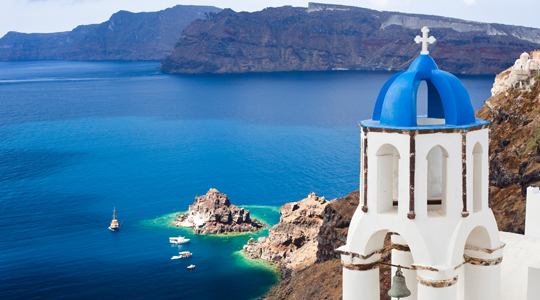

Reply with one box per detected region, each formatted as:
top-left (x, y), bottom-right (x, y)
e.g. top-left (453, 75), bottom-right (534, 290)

top-left (187, 264), bottom-right (196, 269)
top-left (108, 207), bottom-right (120, 231)
top-left (179, 251), bottom-right (192, 258)
top-left (169, 236), bottom-right (190, 244)
top-left (171, 255), bottom-right (181, 260)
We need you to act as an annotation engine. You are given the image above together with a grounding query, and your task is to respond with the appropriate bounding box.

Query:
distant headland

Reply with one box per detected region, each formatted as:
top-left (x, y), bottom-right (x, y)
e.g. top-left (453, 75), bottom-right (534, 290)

top-left (2, 3), bottom-right (540, 75)
top-left (0, 5), bottom-right (221, 61)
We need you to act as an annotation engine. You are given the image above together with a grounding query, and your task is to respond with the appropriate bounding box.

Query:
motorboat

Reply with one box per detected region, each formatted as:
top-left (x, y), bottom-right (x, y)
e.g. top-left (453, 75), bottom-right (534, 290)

top-left (171, 255), bottom-right (181, 260)
top-left (187, 264), bottom-right (196, 269)
top-left (169, 236), bottom-right (190, 244)
top-left (108, 207), bottom-right (120, 231)
top-left (179, 251), bottom-right (192, 258)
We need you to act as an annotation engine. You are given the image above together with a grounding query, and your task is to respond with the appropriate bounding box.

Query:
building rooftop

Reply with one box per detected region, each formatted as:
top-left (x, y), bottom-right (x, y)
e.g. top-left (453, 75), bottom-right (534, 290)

top-left (362, 54), bottom-right (487, 130)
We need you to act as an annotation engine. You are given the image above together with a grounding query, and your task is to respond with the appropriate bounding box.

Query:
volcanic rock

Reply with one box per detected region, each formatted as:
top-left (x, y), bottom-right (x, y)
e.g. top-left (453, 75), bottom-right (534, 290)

top-left (476, 72), bottom-right (540, 234)
top-left (252, 191), bottom-right (366, 300)
top-left (161, 3), bottom-right (540, 75)
top-left (316, 190), bottom-right (359, 262)
top-left (243, 192), bottom-right (330, 271)
top-left (174, 188), bottom-right (264, 234)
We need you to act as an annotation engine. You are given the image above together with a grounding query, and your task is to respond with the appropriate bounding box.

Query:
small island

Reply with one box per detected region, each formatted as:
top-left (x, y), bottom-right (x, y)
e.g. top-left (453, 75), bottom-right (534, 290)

top-left (174, 188), bottom-right (264, 234)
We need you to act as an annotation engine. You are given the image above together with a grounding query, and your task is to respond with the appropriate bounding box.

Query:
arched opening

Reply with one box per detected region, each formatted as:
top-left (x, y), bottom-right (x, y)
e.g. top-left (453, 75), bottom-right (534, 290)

top-left (390, 234), bottom-right (418, 300)
top-left (414, 80), bottom-right (446, 126)
top-left (426, 145), bottom-right (449, 215)
top-left (376, 144), bottom-right (400, 214)
top-left (416, 80), bottom-right (428, 116)
top-left (458, 226), bottom-right (496, 300)
top-left (473, 143), bottom-right (483, 213)
top-left (363, 231), bottom-right (417, 300)
top-left (465, 226), bottom-right (492, 249)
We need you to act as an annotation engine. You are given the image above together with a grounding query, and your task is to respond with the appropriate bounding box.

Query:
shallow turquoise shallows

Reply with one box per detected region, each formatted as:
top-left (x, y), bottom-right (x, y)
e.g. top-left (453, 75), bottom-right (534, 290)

top-left (0, 61), bottom-right (494, 300)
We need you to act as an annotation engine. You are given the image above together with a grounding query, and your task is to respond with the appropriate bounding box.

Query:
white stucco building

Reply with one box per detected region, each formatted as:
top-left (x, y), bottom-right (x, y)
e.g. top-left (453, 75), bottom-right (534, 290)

top-left (337, 27), bottom-right (505, 300)
top-left (491, 50), bottom-right (540, 96)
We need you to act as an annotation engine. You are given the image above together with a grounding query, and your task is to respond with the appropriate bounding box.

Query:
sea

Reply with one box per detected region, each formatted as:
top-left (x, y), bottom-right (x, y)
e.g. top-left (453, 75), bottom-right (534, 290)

top-left (0, 60), bottom-right (494, 300)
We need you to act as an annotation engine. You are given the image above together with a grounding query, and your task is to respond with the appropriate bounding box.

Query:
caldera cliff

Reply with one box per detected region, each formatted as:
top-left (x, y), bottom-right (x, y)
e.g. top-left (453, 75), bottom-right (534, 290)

top-left (161, 2), bottom-right (540, 75)
top-left (174, 188), bottom-right (264, 234)
top-left (0, 5), bottom-right (221, 61)
top-left (476, 71), bottom-right (540, 234)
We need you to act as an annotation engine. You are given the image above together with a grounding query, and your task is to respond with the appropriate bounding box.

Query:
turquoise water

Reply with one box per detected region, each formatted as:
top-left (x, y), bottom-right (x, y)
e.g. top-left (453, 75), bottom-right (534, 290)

top-left (0, 60), bottom-right (494, 299)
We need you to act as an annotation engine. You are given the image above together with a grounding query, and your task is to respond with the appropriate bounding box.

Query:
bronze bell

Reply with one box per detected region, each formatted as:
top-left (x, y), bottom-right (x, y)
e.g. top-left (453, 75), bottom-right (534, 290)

top-left (388, 266), bottom-right (412, 299)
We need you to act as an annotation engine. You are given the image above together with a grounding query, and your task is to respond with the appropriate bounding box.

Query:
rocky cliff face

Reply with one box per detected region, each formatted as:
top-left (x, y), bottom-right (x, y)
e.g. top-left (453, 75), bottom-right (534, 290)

top-left (257, 259), bottom-right (343, 300)
top-left (243, 192), bottom-right (329, 271)
top-left (316, 190), bottom-right (359, 262)
top-left (476, 73), bottom-right (540, 233)
top-left (174, 188), bottom-right (264, 234)
top-left (0, 5), bottom-right (221, 61)
top-left (161, 2), bottom-right (540, 75)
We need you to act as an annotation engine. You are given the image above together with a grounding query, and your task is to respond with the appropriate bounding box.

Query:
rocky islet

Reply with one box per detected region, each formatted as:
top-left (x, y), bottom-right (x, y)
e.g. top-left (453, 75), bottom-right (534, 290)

top-left (174, 188), bottom-right (264, 234)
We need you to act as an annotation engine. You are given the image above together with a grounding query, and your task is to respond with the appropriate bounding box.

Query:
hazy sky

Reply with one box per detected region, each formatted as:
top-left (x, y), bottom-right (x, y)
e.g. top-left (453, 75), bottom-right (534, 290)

top-left (1, 0), bottom-right (539, 38)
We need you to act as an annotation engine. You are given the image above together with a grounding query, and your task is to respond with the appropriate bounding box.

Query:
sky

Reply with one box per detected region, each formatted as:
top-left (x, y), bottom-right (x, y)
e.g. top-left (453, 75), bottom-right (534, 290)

top-left (1, 0), bottom-right (539, 39)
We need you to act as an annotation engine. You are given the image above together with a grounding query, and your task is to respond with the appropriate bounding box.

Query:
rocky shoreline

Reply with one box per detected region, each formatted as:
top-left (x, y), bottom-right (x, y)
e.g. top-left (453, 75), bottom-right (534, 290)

top-left (174, 188), bottom-right (264, 234)
top-left (244, 191), bottom-right (366, 300)
top-left (243, 192), bottom-right (330, 271)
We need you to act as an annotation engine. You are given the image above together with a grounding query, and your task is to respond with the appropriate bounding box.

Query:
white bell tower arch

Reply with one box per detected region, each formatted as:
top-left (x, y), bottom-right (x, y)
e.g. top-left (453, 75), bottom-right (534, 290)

top-left (338, 27), bottom-right (504, 300)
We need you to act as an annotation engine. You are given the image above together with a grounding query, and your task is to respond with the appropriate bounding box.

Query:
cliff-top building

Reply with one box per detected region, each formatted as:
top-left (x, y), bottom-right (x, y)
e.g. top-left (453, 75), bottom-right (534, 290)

top-left (491, 50), bottom-right (540, 96)
top-left (338, 27), bottom-right (540, 300)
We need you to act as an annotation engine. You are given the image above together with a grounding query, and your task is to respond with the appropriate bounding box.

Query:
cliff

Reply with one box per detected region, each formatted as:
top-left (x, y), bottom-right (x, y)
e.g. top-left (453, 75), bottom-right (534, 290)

top-left (0, 5), bottom-right (221, 61)
top-left (161, 2), bottom-right (540, 75)
top-left (174, 188), bottom-right (264, 234)
top-left (316, 190), bottom-right (359, 262)
top-left (243, 193), bottom-right (329, 271)
top-left (476, 73), bottom-right (540, 234)
top-left (258, 259), bottom-right (343, 300)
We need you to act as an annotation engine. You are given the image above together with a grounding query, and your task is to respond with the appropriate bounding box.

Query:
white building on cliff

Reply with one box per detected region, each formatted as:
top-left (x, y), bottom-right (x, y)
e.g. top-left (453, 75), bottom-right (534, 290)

top-left (491, 50), bottom-right (540, 96)
top-left (338, 27), bottom-right (540, 300)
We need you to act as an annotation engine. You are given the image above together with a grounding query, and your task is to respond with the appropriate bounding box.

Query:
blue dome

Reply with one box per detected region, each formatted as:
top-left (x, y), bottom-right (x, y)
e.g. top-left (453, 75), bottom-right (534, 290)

top-left (364, 55), bottom-right (483, 129)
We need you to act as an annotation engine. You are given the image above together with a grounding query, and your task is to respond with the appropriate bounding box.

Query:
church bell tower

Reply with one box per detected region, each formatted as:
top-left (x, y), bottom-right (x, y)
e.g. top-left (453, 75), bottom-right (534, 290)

top-left (337, 27), bottom-right (504, 300)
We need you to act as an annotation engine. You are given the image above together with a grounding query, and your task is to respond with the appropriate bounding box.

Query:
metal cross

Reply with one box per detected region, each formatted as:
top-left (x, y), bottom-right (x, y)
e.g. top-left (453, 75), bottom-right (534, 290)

top-left (414, 26), bottom-right (436, 55)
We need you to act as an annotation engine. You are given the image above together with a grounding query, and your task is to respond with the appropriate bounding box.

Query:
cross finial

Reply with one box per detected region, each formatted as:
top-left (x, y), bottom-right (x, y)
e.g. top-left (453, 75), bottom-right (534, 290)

top-left (414, 26), bottom-right (436, 55)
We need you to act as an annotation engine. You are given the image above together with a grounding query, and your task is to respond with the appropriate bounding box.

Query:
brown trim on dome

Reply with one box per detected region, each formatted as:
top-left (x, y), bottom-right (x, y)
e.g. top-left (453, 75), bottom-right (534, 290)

top-left (359, 123), bottom-right (490, 135)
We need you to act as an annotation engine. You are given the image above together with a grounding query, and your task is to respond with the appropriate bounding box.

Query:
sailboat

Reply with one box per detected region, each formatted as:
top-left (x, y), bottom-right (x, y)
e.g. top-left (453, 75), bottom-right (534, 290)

top-left (109, 207), bottom-right (120, 231)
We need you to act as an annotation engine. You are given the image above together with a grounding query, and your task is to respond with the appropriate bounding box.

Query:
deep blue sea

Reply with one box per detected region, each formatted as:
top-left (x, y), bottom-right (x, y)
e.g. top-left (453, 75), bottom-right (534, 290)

top-left (0, 60), bottom-right (494, 300)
